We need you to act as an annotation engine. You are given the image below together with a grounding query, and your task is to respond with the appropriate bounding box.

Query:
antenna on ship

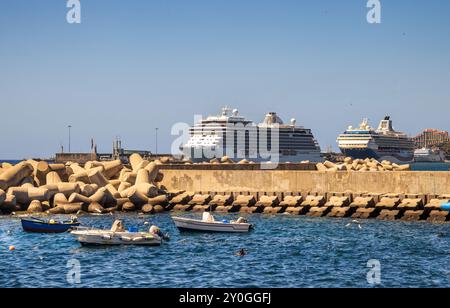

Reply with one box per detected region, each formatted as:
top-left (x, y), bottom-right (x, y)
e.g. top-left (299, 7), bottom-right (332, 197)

top-left (360, 118), bottom-right (370, 130)
top-left (222, 106), bottom-right (231, 116)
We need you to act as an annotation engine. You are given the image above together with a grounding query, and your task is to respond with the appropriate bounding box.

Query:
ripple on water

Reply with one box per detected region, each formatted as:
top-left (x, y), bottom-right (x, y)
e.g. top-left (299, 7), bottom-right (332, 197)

top-left (1, 213), bottom-right (450, 287)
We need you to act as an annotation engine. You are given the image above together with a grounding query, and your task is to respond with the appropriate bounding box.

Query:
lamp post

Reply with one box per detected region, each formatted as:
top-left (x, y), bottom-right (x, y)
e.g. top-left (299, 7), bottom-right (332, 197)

top-left (68, 125), bottom-right (72, 153)
top-left (155, 127), bottom-right (159, 156)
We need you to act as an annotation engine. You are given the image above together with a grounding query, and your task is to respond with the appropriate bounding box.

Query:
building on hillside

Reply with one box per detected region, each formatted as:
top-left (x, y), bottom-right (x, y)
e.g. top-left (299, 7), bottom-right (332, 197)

top-left (412, 129), bottom-right (450, 148)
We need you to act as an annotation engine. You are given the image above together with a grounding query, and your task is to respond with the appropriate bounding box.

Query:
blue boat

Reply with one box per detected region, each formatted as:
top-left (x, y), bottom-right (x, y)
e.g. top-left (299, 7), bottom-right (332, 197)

top-left (441, 203), bottom-right (450, 212)
top-left (21, 217), bottom-right (80, 233)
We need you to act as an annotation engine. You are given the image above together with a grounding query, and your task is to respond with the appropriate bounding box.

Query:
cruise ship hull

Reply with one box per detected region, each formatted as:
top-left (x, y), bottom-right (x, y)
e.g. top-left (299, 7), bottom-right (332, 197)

top-left (188, 152), bottom-right (323, 163)
top-left (340, 148), bottom-right (414, 164)
top-left (182, 107), bottom-right (323, 164)
top-left (337, 117), bottom-right (415, 164)
top-left (414, 156), bottom-right (445, 163)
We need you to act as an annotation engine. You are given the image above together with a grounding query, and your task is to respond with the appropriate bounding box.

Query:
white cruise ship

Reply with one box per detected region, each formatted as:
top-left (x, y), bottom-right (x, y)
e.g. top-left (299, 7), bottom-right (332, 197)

top-left (181, 107), bottom-right (323, 163)
top-left (414, 148), bottom-right (446, 162)
top-left (337, 116), bottom-right (415, 163)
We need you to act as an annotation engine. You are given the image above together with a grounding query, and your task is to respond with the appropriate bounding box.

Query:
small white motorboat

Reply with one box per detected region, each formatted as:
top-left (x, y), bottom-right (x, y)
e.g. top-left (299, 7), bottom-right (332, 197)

top-left (71, 220), bottom-right (165, 246)
top-left (172, 212), bottom-right (253, 233)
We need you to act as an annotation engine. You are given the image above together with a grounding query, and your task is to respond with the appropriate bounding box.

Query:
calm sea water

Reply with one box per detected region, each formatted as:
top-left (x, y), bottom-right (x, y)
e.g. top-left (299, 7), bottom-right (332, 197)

top-left (411, 162), bottom-right (450, 171)
top-left (1, 213), bottom-right (450, 288)
top-left (1, 160), bottom-right (22, 165)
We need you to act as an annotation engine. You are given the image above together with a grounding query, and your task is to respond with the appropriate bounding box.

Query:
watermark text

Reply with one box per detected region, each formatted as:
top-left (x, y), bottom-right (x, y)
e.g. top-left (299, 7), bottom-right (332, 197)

top-left (66, 0), bottom-right (81, 24)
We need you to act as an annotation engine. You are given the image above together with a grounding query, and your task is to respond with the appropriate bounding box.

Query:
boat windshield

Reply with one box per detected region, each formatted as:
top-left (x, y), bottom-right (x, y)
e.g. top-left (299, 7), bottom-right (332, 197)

top-left (202, 212), bottom-right (215, 222)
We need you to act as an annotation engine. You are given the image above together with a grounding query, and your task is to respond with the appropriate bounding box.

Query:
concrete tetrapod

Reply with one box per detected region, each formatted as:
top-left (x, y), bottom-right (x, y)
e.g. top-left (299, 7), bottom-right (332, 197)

top-left (118, 182), bottom-right (132, 193)
top-left (126, 186), bottom-right (149, 206)
top-left (27, 200), bottom-right (43, 213)
top-left (136, 169), bottom-right (151, 185)
top-left (144, 162), bottom-right (159, 182)
top-left (129, 153), bottom-right (144, 171)
top-left (46, 172), bottom-right (63, 185)
top-left (53, 193), bottom-right (69, 207)
top-left (89, 188), bottom-right (107, 204)
top-left (68, 193), bottom-right (91, 205)
top-left (26, 160), bottom-right (49, 186)
top-left (87, 167), bottom-right (109, 187)
top-left (102, 160), bottom-right (123, 179)
top-left (69, 171), bottom-right (91, 184)
top-left (80, 184), bottom-right (98, 197)
top-left (66, 163), bottom-right (86, 176)
top-left (0, 162), bottom-right (34, 191)
top-left (0, 189), bottom-right (6, 205)
top-left (57, 183), bottom-right (80, 198)
top-left (134, 183), bottom-right (158, 198)
top-left (88, 202), bottom-right (106, 214)
top-left (7, 187), bottom-right (50, 205)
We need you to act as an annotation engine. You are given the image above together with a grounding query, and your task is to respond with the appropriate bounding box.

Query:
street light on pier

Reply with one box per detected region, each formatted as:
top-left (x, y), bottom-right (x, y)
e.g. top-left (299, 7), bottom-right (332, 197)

top-left (68, 125), bottom-right (72, 153)
top-left (155, 127), bottom-right (159, 156)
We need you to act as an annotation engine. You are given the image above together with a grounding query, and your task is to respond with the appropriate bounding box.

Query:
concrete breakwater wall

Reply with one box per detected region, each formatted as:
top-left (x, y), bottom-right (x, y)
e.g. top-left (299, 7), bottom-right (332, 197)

top-left (164, 191), bottom-right (450, 223)
top-left (158, 166), bottom-right (450, 223)
top-left (160, 168), bottom-right (450, 196)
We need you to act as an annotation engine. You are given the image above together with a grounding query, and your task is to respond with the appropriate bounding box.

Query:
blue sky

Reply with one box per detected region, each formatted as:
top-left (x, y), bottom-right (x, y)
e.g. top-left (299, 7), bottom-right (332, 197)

top-left (1, 0), bottom-right (449, 158)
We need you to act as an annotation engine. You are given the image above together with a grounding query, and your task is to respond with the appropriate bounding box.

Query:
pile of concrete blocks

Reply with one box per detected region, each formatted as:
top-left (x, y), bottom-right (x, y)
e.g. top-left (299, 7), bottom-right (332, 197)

top-left (316, 158), bottom-right (411, 173)
top-left (0, 155), bottom-right (168, 215)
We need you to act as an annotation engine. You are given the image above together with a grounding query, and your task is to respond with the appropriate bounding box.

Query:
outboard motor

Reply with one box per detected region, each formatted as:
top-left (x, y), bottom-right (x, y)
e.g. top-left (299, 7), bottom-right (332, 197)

top-left (150, 225), bottom-right (170, 241)
top-left (236, 217), bottom-right (248, 224)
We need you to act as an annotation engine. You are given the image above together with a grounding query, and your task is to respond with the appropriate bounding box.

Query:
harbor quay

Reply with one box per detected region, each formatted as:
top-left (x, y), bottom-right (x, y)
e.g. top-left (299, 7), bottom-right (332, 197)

top-left (159, 163), bottom-right (450, 223)
top-left (0, 155), bottom-right (449, 223)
